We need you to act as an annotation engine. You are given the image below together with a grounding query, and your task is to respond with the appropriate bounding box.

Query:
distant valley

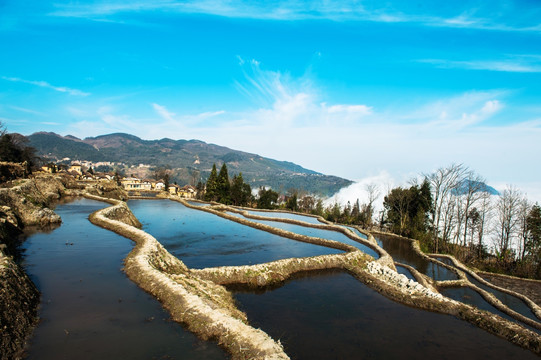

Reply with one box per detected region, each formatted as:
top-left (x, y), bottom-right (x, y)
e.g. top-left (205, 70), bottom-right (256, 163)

top-left (27, 132), bottom-right (352, 197)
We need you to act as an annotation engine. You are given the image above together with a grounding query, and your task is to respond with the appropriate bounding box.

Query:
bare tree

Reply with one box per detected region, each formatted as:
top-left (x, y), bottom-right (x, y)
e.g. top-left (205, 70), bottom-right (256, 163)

top-left (440, 195), bottom-right (457, 249)
top-left (494, 185), bottom-right (522, 261)
top-left (459, 171), bottom-right (487, 247)
top-left (364, 183), bottom-right (380, 227)
top-left (475, 191), bottom-right (493, 258)
top-left (299, 195), bottom-right (316, 213)
top-left (453, 194), bottom-right (465, 246)
top-left (426, 163), bottom-right (467, 252)
top-left (517, 197), bottom-right (532, 261)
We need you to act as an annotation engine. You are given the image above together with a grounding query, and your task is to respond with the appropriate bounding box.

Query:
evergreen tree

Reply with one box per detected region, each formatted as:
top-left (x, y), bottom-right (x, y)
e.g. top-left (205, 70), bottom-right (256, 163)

top-left (164, 173), bottom-right (170, 191)
top-left (257, 187), bottom-right (279, 209)
top-left (383, 180), bottom-right (432, 238)
top-left (217, 163), bottom-right (231, 204)
top-left (351, 199), bottom-right (360, 221)
top-left (196, 181), bottom-right (205, 200)
top-left (231, 172), bottom-right (252, 206)
top-left (526, 204), bottom-right (541, 276)
top-left (204, 164), bottom-right (218, 201)
top-left (325, 202), bottom-right (341, 222)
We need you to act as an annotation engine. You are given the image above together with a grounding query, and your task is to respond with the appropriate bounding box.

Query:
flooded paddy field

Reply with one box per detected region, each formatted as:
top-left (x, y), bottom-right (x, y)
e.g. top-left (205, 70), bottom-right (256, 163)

top-left (19, 198), bottom-right (225, 359)
top-left (375, 234), bottom-right (458, 281)
top-left (480, 273), bottom-right (541, 307)
top-left (232, 270), bottom-right (537, 360)
top-left (244, 209), bottom-right (323, 224)
top-left (239, 217), bottom-right (379, 258)
top-left (128, 200), bottom-right (342, 268)
top-left (17, 198), bottom-right (540, 359)
top-left (464, 272), bottom-right (540, 322)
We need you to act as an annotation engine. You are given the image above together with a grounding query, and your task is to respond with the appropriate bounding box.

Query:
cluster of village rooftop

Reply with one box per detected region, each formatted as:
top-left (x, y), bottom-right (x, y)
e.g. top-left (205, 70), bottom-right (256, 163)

top-left (40, 162), bottom-right (197, 198)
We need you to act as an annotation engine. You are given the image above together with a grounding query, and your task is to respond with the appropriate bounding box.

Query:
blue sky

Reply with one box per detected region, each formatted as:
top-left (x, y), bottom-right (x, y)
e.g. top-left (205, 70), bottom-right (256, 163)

top-left (1, 1), bottom-right (541, 201)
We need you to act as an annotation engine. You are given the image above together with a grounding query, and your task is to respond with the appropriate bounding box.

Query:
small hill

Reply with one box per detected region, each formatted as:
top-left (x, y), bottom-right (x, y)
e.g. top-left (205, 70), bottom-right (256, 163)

top-left (27, 132), bottom-right (352, 196)
top-left (28, 132), bottom-right (104, 161)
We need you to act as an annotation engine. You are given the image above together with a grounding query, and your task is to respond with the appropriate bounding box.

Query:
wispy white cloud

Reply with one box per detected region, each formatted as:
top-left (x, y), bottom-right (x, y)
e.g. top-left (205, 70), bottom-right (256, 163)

top-left (8, 105), bottom-right (47, 116)
top-left (235, 59), bottom-right (372, 128)
top-left (52, 59), bottom-right (540, 203)
top-left (1, 76), bottom-right (90, 96)
top-left (48, 0), bottom-right (541, 33)
top-left (152, 103), bottom-right (225, 124)
top-left (152, 103), bottom-right (176, 121)
top-left (196, 110), bottom-right (226, 120)
top-left (419, 58), bottom-right (541, 73)
top-left (393, 90), bottom-right (507, 129)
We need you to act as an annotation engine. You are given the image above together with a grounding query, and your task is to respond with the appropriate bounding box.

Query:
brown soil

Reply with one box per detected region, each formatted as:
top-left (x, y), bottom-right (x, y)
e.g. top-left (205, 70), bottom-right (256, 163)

top-left (479, 272), bottom-right (541, 307)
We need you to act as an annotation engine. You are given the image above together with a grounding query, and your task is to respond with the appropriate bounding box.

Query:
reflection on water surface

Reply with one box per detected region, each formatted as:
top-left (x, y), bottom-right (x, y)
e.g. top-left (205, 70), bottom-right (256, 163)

top-left (20, 198), bottom-right (226, 359)
top-left (128, 199), bottom-right (342, 268)
top-left (233, 270), bottom-right (537, 360)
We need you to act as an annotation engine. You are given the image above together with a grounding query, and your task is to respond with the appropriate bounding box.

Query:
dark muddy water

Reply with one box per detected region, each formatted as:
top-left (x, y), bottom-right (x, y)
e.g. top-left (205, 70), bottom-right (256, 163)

top-left (232, 270), bottom-right (538, 360)
top-left (128, 200), bottom-right (342, 269)
top-left (19, 198), bottom-right (226, 359)
top-left (375, 235), bottom-right (458, 281)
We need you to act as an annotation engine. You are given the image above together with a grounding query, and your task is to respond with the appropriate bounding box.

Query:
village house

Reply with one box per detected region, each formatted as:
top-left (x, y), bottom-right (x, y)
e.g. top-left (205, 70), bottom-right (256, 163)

top-left (68, 163), bottom-right (83, 175)
top-left (121, 177), bottom-right (152, 190)
top-left (40, 164), bottom-right (56, 173)
top-left (168, 184), bottom-right (180, 195)
top-left (178, 185), bottom-right (196, 198)
top-left (153, 180), bottom-right (166, 191)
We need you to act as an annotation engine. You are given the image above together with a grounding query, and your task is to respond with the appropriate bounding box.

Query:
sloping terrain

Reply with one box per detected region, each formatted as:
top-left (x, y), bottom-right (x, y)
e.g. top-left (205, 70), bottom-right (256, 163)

top-left (27, 132), bottom-right (352, 196)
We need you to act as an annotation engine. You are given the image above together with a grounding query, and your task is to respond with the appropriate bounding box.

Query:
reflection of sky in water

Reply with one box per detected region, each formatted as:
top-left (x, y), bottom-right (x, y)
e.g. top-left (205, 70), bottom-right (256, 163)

top-left (186, 201), bottom-right (210, 207)
top-left (128, 200), bottom-right (342, 269)
top-left (375, 235), bottom-right (457, 281)
top-left (340, 225), bottom-right (368, 240)
top-left (233, 270), bottom-right (537, 360)
top-left (245, 210), bottom-right (323, 224)
top-left (247, 219), bottom-right (379, 258)
top-left (396, 265), bottom-right (416, 281)
top-left (21, 198), bottom-right (226, 360)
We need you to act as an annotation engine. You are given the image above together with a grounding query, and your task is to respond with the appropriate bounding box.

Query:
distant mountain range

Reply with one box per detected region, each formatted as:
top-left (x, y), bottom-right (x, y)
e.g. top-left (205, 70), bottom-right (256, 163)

top-left (453, 179), bottom-right (500, 196)
top-left (27, 132), bottom-right (352, 196)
